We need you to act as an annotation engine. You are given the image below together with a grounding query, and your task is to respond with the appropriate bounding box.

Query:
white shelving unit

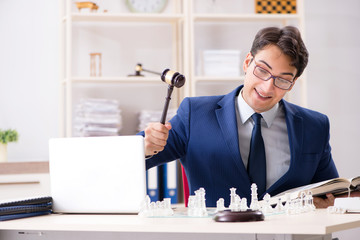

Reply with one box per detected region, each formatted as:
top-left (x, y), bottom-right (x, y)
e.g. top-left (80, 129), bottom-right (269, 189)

top-left (59, 0), bottom-right (187, 137)
top-left (60, 0), bottom-right (306, 137)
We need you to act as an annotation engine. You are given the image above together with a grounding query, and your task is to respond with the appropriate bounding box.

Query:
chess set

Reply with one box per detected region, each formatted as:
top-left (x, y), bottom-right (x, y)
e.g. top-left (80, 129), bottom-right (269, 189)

top-left (255, 0), bottom-right (297, 14)
top-left (138, 183), bottom-right (317, 221)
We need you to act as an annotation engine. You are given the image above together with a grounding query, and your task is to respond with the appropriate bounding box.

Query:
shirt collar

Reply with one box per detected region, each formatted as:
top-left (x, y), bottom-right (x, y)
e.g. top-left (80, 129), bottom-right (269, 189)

top-left (237, 90), bottom-right (279, 128)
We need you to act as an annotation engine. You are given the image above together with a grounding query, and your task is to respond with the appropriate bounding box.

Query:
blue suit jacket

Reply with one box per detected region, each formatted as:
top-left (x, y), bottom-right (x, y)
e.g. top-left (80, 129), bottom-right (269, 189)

top-left (144, 85), bottom-right (339, 207)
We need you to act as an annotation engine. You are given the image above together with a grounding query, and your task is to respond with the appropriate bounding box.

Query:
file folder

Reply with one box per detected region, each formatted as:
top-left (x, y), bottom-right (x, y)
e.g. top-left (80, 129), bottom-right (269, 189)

top-left (163, 160), bottom-right (178, 203)
top-left (146, 167), bottom-right (159, 202)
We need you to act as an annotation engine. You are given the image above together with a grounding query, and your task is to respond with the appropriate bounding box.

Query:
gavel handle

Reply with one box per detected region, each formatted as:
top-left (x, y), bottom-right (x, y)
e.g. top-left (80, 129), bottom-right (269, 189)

top-left (160, 85), bottom-right (174, 124)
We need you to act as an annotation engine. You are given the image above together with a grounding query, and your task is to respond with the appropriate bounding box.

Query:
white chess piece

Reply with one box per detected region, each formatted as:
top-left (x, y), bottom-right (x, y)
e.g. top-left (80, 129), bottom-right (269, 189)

top-left (216, 198), bottom-right (225, 212)
top-left (274, 197), bottom-right (284, 213)
top-left (250, 183), bottom-right (260, 210)
top-left (189, 188), bottom-right (208, 217)
top-left (261, 193), bottom-right (273, 214)
top-left (138, 195), bottom-right (151, 217)
top-left (306, 191), bottom-right (316, 211)
top-left (240, 198), bottom-right (248, 211)
top-left (163, 198), bottom-right (174, 216)
top-left (229, 187), bottom-right (237, 211)
top-left (197, 188), bottom-right (208, 216)
top-left (187, 195), bottom-right (196, 216)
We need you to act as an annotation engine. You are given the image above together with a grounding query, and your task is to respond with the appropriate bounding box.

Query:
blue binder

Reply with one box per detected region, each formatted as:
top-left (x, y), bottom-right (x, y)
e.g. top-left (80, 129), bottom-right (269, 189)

top-left (146, 166), bottom-right (159, 202)
top-left (163, 160), bottom-right (178, 203)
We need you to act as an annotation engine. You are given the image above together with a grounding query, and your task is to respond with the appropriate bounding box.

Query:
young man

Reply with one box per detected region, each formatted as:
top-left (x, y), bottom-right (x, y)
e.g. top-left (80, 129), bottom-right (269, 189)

top-left (140, 26), bottom-right (339, 207)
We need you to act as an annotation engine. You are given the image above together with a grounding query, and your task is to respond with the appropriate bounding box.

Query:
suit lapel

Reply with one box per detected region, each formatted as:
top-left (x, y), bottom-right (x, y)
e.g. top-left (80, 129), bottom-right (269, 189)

top-left (267, 100), bottom-right (304, 193)
top-left (215, 86), bottom-right (251, 184)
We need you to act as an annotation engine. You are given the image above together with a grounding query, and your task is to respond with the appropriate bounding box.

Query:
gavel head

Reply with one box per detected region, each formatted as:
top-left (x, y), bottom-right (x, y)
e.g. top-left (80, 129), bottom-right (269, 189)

top-left (161, 69), bottom-right (186, 88)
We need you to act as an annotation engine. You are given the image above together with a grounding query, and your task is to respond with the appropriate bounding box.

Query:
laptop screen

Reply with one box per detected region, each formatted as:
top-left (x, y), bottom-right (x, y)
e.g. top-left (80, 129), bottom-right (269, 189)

top-left (49, 135), bottom-right (146, 213)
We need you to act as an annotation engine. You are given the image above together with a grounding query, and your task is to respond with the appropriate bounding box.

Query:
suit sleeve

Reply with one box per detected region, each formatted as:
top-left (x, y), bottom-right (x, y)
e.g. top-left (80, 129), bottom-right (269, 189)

top-left (311, 115), bottom-right (339, 183)
top-left (140, 98), bottom-right (191, 170)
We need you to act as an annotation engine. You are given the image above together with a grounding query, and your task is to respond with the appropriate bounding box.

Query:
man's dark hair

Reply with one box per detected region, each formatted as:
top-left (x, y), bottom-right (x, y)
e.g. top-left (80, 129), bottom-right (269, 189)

top-left (250, 26), bottom-right (308, 78)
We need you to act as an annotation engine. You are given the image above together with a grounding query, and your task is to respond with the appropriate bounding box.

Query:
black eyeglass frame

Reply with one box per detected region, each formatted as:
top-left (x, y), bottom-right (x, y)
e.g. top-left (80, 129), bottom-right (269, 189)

top-left (252, 60), bottom-right (294, 90)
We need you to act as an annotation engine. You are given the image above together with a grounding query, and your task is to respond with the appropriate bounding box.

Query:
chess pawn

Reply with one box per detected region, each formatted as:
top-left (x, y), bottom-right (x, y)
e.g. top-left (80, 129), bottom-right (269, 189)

top-left (163, 198), bottom-right (174, 216)
top-left (274, 198), bottom-right (284, 213)
top-left (149, 202), bottom-right (156, 217)
top-left (306, 191), bottom-right (316, 211)
top-left (240, 198), bottom-right (249, 211)
top-left (283, 193), bottom-right (291, 211)
top-left (187, 195), bottom-right (196, 216)
top-left (216, 198), bottom-right (225, 212)
top-left (261, 193), bottom-right (273, 214)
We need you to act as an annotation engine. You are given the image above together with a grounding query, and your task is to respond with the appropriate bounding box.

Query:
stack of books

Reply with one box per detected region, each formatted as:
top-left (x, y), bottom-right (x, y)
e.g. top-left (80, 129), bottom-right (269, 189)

top-left (0, 197), bottom-right (52, 221)
top-left (74, 98), bottom-right (122, 137)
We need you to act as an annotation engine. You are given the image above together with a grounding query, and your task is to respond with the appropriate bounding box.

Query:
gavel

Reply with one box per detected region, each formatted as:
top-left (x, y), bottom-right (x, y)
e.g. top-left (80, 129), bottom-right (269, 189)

top-left (129, 64), bottom-right (186, 124)
top-left (160, 69), bottom-right (186, 124)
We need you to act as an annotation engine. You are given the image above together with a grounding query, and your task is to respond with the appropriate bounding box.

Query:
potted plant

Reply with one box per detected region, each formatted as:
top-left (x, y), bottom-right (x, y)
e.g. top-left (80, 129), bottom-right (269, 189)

top-left (0, 129), bottom-right (19, 162)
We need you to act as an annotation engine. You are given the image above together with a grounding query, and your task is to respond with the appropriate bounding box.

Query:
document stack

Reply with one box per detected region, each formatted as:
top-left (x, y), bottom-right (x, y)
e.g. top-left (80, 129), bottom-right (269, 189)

top-left (138, 109), bottom-right (179, 204)
top-left (137, 109), bottom-right (177, 132)
top-left (202, 49), bottom-right (241, 77)
top-left (74, 98), bottom-right (122, 137)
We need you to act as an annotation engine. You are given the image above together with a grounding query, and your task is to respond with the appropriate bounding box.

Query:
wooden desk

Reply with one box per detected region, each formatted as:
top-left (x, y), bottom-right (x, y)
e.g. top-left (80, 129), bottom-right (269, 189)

top-left (0, 209), bottom-right (359, 240)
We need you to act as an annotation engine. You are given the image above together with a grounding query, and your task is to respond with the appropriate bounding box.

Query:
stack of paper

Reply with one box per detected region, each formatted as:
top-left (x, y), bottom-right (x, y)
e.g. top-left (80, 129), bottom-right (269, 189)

top-left (138, 109), bottom-right (177, 131)
top-left (202, 49), bottom-right (241, 77)
top-left (74, 98), bottom-right (122, 137)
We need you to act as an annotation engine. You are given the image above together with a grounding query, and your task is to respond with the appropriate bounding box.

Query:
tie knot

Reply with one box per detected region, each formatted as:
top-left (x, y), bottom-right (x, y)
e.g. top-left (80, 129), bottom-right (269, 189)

top-left (251, 113), bottom-right (262, 125)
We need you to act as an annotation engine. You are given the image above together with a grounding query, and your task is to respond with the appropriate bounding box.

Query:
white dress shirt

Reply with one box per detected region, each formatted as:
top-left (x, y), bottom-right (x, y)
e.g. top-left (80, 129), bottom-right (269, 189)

top-left (235, 91), bottom-right (291, 189)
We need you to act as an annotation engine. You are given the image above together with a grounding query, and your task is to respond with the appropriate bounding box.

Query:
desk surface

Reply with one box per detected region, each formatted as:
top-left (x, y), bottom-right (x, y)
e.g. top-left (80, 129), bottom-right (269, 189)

top-left (0, 209), bottom-right (360, 235)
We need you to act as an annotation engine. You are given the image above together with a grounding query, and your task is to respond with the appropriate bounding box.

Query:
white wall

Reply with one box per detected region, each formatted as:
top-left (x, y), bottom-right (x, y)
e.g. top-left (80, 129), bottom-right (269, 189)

top-left (0, 1), bottom-right (358, 174)
top-left (305, 0), bottom-right (360, 179)
top-left (0, 0), bottom-right (59, 161)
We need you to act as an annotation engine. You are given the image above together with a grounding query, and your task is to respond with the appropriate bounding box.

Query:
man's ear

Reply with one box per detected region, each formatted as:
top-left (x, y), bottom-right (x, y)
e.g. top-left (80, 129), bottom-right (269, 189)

top-left (243, 52), bottom-right (253, 74)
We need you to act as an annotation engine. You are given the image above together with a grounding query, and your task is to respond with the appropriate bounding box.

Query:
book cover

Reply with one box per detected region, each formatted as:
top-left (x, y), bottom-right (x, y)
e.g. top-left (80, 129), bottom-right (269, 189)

top-left (0, 211), bottom-right (51, 221)
top-left (0, 196), bottom-right (52, 207)
top-left (0, 203), bottom-right (52, 216)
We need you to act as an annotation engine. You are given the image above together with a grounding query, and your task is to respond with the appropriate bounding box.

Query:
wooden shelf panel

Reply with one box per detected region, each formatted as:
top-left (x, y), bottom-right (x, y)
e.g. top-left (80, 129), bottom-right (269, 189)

top-left (0, 162), bottom-right (49, 175)
top-left (67, 13), bottom-right (184, 23)
top-left (61, 77), bottom-right (163, 84)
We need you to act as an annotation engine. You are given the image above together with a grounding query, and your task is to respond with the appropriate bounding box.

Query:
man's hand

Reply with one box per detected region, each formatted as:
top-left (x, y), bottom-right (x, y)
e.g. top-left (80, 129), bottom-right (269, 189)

top-left (313, 191), bottom-right (360, 208)
top-left (313, 193), bottom-right (335, 208)
top-left (144, 122), bottom-right (172, 157)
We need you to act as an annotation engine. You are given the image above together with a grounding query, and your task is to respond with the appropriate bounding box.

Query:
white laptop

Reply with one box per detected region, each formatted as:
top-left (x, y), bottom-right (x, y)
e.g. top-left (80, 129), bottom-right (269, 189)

top-left (49, 135), bottom-right (146, 213)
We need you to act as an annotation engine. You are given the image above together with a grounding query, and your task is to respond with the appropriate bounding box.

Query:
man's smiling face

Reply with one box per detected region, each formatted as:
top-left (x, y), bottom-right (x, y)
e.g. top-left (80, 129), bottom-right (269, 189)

top-left (242, 44), bottom-right (298, 113)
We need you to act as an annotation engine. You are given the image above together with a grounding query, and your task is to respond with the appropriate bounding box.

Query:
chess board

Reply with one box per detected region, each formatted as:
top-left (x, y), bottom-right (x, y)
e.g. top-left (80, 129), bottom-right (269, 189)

top-left (255, 0), bottom-right (297, 14)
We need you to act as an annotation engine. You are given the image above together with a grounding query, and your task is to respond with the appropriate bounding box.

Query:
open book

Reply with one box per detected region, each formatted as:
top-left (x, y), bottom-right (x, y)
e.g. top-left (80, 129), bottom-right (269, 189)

top-left (266, 176), bottom-right (360, 205)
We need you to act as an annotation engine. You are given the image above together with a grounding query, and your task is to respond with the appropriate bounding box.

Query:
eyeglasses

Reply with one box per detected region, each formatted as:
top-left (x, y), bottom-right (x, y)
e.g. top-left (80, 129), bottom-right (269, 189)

top-left (252, 60), bottom-right (294, 90)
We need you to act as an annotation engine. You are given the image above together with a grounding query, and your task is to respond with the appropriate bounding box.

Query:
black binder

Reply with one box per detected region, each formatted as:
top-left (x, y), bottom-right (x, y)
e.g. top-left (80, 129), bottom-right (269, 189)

top-left (0, 196), bottom-right (52, 221)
